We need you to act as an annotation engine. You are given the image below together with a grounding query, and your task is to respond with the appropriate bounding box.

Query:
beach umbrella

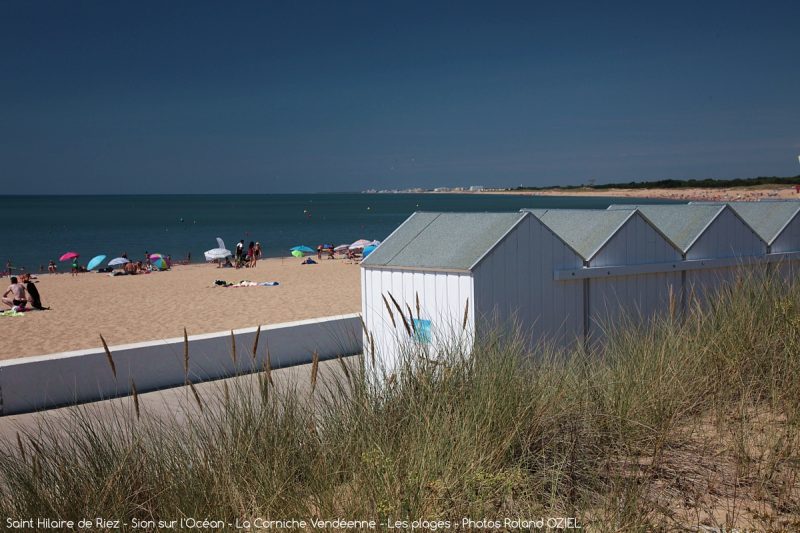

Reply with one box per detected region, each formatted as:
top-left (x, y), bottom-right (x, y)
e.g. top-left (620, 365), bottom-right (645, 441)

top-left (204, 248), bottom-right (232, 261)
top-left (151, 257), bottom-right (168, 270)
top-left (362, 245), bottom-right (377, 258)
top-left (349, 239), bottom-right (371, 250)
top-left (108, 257), bottom-right (130, 267)
top-left (59, 251), bottom-right (79, 262)
top-left (149, 253), bottom-right (163, 261)
top-left (86, 255), bottom-right (107, 271)
top-left (204, 237), bottom-right (232, 262)
top-left (334, 244), bottom-right (350, 252)
top-left (291, 250), bottom-right (306, 258)
top-left (290, 245), bottom-right (315, 253)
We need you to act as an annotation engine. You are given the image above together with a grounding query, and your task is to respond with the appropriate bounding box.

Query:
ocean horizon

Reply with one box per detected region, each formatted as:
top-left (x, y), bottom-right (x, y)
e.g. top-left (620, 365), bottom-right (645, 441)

top-left (1, 193), bottom-right (675, 272)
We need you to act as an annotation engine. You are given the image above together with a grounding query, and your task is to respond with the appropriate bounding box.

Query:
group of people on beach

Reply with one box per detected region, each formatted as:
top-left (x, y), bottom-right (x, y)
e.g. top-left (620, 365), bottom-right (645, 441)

top-left (2, 274), bottom-right (47, 312)
top-left (233, 240), bottom-right (261, 268)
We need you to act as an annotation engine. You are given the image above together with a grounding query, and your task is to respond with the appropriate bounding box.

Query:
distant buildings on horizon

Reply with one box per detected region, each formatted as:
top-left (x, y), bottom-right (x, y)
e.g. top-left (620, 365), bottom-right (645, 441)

top-left (362, 185), bottom-right (495, 194)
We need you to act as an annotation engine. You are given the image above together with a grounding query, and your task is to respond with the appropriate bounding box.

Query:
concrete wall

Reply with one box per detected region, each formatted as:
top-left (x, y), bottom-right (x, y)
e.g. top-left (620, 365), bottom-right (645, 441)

top-left (0, 314), bottom-right (362, 416)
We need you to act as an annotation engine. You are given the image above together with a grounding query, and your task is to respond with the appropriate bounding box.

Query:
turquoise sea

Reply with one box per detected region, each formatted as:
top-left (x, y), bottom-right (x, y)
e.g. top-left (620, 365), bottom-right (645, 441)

top-left (0, 193), bottom-right (674, 272)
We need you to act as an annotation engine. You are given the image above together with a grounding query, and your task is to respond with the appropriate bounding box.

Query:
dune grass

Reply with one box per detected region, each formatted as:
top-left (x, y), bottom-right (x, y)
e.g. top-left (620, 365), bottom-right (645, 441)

top-left (1, 270), bottom-right (799, 531)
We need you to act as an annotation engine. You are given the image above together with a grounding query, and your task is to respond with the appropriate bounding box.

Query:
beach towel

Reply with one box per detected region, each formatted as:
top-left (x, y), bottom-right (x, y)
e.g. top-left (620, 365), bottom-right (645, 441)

top-left (213, 280), bottom-right (280, 288)
top-left (1, 309), bottom-right (24, 317)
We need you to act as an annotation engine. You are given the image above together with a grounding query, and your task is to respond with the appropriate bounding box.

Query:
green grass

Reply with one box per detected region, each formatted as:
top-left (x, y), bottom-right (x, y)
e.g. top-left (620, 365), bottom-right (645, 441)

top-left (1, 270), bottom-right (799, 531)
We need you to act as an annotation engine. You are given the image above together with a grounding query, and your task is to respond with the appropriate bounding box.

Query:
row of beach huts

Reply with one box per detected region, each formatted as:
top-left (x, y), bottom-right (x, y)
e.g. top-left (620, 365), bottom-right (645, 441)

top-left (360, 201), bottom-right (800, 370)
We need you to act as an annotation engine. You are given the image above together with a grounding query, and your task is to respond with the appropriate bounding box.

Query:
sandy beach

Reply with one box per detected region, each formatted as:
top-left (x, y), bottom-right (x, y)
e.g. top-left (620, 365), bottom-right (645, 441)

top-left (473, 185), bottom-right (800, 202)
top-left (0, 257), bottom-right (361, 360)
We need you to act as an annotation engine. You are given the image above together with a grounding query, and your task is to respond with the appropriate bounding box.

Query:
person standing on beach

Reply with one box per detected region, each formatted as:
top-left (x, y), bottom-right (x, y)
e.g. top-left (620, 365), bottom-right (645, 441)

top-left (235, 240), bottom-right (244, 268)
top-left (71, 257), bottom-right (80, 276)
top-left (2, 277), bottom-right (27, 309)
top-left (246, 241), bottom-right (255, 267)
top-left (253, 242), bottom-right (261, 268)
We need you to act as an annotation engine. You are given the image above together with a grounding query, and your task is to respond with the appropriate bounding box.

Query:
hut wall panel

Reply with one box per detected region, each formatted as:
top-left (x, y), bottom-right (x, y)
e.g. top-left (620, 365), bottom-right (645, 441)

top-left (472, 216), bottom-right (584, 350)
top-left (361, 267), bottom-right (474, 373)
top-left (688, 208), bottom-right (765, 259)
top-left (771, 215), bottom-right (800, 254)
top-left (687, 208), bottom-right (767, 305)
top-left (771, 215), bottom-right (800, 279)
top-left (588, 214), bottom-right (682, 339)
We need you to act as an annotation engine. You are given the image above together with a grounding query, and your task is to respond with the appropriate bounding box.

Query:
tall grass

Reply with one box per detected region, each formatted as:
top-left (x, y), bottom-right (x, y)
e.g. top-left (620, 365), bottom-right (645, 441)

top-left (1, 270), bottom-right (798, 530)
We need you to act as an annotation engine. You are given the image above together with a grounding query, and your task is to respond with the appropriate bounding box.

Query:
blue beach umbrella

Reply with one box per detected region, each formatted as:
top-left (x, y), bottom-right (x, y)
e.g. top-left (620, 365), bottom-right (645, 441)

top-left (87, 255), bottom-right (107, 271)
top-left (290, 245), bottom-right (315, 254)
top-left (362, 245), bottom-right (377, 258)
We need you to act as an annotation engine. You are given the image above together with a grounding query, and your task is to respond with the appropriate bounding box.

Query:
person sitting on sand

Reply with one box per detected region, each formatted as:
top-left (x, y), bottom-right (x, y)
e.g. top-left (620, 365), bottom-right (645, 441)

top-left (123, 261), bottom-right (138, 275)
top-left (20, 273), bottom-right (48, 310)
top-left (2, 276), bottom-right (27, 310)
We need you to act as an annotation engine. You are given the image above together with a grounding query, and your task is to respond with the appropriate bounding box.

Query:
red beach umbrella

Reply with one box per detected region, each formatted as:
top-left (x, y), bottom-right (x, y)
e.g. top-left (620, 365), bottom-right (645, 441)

top-left (59, 251), bottom-right (79, 262)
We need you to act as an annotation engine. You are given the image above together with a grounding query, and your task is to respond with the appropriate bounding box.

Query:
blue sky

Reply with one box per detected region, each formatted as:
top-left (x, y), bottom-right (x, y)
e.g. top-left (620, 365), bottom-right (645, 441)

top-left (1, 0), bottom-right (799, 193)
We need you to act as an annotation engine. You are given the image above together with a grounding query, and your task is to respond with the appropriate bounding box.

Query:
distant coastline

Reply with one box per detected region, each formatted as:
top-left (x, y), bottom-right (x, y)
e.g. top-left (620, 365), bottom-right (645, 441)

top-left (362, 175), bottom-right (800, 203)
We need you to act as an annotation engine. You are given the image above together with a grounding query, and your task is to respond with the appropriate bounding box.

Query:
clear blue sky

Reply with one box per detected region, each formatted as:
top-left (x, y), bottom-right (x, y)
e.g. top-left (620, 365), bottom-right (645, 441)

top-left (2, 0), bottom-right (799, 193)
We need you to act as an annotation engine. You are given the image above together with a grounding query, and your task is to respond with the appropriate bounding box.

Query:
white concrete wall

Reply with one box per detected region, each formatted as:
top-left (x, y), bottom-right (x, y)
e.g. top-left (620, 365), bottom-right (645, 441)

top-left (361, 267), bottom-right (474, 374)
top-left (472, 215), bottom-right (584, 349)
top-left (588, 213), bottom-right (683, 337)
top-left (0, 314), bottom-right (361, 415)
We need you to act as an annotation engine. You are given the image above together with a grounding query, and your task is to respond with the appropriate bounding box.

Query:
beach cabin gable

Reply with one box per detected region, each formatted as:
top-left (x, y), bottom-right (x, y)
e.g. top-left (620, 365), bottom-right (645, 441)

top-left (471, 214), bottom-right (585, 348)
top-left (686, 207), bottom-right (765, 260)
top-left (584, 212), bottom-right (682, 335)
top-left (690, 200), bottom-right (800, 278)
top-left (771, 210), bottom-right (800, 254)
top-left (529, 209), bottom-right (683, 340)
top-left (608, 204), bottom-right (768, 306)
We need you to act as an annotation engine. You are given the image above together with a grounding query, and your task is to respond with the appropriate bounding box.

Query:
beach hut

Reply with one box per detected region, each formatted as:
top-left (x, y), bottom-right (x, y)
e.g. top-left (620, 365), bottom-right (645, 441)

top-left (360, 211), bottom-right (586, 373)
top-left (607, 204), bottom-right (766, 307)
top-left (525, 209), bottom-right (683, 342)
top-left (691, 200), bottom-right (800, 278)
top-left (361, 208), bottom-right (686, 374)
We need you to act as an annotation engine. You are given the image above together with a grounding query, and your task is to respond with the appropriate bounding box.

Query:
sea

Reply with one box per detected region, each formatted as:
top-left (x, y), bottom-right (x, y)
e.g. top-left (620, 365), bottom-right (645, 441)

top-left (0, 193), bottom-right (675, 271)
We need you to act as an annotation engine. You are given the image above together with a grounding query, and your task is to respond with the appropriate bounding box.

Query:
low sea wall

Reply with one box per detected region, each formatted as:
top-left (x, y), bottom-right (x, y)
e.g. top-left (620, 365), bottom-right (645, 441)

top-left (0, 313), bottom-right (362, 416)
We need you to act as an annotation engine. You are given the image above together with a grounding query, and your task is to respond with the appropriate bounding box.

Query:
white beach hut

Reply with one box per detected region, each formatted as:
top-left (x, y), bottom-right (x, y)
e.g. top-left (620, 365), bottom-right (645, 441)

top-left (360, 208), bottom-right (687, 374)
top-left (525, 209), bottom-right (684, 342)
top-left (691, 200), bottom-right (800, 278)
top-left (607, 204), bottom-right (766, 306)
top-left (360, 211), bottom-right (586, 373)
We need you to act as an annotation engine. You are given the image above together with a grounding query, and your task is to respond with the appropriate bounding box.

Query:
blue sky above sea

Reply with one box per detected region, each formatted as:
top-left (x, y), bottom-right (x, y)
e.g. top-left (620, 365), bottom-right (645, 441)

top-left (1, 0), bottom-right (799, 194)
